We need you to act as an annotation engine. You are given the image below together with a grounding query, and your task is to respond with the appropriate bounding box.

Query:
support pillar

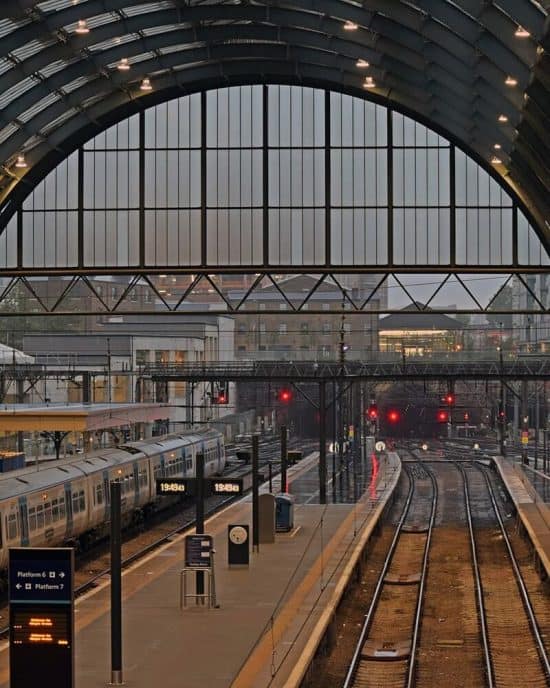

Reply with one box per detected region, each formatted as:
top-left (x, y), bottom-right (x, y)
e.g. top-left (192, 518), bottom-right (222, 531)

top-left (319, 381), bottom-right (327, 505)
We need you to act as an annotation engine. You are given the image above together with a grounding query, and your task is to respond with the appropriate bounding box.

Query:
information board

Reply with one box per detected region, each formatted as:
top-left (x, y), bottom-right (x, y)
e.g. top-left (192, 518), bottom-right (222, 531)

top-left (9, 548), bottom-right (74, 688)
top-left (185, 534), bottom-right (213, 568)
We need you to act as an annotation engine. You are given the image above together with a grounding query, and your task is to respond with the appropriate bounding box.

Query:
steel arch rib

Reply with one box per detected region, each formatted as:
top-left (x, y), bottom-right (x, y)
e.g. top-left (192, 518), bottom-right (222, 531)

top-left (0, 0), bottom-right (547, 240)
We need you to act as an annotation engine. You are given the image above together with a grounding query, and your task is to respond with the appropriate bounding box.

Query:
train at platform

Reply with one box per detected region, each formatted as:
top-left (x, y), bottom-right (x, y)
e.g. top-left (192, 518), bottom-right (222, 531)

top-left (0, 427), bottom-right (225, 570)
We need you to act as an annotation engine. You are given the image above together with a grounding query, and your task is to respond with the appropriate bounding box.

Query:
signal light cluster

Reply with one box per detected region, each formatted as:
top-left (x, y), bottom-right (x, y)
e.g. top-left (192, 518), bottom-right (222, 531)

top-left (387, 409), bottom-right (400, 424)
top-left (278, 388), bottom-right (293, 403)
top-left (366, 403), bottom-right (378, 420)
top-left (212, 382), bottom-right (229, 404)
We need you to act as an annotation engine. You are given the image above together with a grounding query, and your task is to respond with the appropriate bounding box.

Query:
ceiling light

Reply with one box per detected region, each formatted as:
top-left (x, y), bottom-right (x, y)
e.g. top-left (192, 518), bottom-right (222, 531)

top-left (491, 156), bottom-right (502, 164)
top-left (356, 59), bottom-right (369, 68)
top-left (363, 76), bottom-right (376, 89)
top-left (75, 19), bottom-right (89, 34)
top-left (494, 143), bottom-right (502, 150)
top-left (505, 76), bottom-right (518, 86)
top-left (117, 58), bottom-right (130, 71)
top-left (498, 114), bottom-right (508, 123)
top-left (140, 78), bottom-right (152, 91)
top-left (344, 20), bottom-right (358, 30)
top-left (515, 26), bottom-right (530, 38)
top-left (15, 155), bottom-right (27, 168)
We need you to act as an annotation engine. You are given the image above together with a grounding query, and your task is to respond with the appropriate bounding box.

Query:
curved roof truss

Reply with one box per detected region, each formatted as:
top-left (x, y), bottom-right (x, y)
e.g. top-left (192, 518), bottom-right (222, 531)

top-left (0, 0), bottom-right (548, 244)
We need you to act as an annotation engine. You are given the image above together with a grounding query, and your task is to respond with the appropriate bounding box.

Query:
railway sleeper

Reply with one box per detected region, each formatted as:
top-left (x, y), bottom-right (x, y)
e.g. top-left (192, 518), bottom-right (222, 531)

top-left (361, 640), bottom-right (411, 660)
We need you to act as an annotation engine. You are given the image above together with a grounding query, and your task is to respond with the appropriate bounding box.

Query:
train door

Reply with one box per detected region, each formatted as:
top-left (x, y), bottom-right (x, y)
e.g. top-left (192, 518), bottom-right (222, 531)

top-left (133, 461), bottom-right (139, 507)
top-left (18, 497), bottom-right (29, 546)
top-left (103, 471), bottom-right (110, 521)
top-left (64, 482), bottom-right (73, 538)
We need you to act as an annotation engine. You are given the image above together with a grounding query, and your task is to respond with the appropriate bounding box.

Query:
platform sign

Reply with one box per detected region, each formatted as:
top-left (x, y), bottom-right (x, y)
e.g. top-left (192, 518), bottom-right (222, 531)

top-left (156, 477), bottom-right (194, 496)
top-left (209, 478), bottom-right (243, 496)
top-left (185, 534), bottom-right (213, 568)
top-left (9, 547), bottom-right (74, 688)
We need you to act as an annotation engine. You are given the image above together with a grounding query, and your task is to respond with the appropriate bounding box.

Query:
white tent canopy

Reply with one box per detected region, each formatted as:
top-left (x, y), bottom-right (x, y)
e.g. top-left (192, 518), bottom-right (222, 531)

top-left (0, 343), bottom-right (34, 364)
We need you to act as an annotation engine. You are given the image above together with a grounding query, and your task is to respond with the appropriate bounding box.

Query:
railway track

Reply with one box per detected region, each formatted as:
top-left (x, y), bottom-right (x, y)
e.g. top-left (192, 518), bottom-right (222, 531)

top-left (343, 455), bottom-right (437, 688)
top-left (458, 461), bottom-right (550, 687)
top-left (312, 441), bottom-right (550, 688)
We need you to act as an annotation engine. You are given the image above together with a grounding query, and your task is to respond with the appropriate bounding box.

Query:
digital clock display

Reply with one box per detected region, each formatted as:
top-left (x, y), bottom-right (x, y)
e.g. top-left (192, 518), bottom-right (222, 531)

top-left (156, 478), bottom-right (190, 495)
top-left (211, 479), bottom-right (243, 495)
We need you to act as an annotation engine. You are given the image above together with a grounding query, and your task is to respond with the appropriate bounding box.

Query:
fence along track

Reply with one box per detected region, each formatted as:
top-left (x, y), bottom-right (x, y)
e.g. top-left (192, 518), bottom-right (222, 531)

top-left (343, 458), bottom-right (437, 688)
top-left (466, 462), bottom-right (550, 687)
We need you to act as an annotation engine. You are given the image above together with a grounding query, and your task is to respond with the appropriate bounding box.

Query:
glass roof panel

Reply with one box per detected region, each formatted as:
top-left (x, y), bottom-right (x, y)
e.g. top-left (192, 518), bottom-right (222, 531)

top-left (0, 123), bottom-right (20, 147)
top-left (37, 0), bottom-right (80, 11)
top-left (10, 37), bottom-right (57, 62)
top-left (0, 76), bottom-right (38, 111)
top-left (39, 108), bottom-right (79, 138)
top-left (0, 18), bottom-right (31, 41)
top-left (19, 92), bottom-right (62, 124)
top-left (38, 59), bottom-right (78, 80)
top-left (63, 74), bottom-right (97, 95)
top-left (122, 2), bottom-right (176, 16)
top-left (89, 33), bottom-right (142, 52)
top-left (0, 57), bottom-right (14, 78)
top-left (142, 24), bottom-right (182, 37)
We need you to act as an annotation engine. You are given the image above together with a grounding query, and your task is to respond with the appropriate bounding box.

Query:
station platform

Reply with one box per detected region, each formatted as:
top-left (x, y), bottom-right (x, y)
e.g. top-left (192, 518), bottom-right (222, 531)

top-left (494, 456), bottom-right (550, 579)
top-left (0, 450), bottom-right (400, 688)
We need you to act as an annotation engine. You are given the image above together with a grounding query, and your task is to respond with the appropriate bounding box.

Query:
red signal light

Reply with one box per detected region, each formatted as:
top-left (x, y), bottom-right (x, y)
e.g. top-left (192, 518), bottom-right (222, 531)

top-left (217, 392), bottom-right (228, 404)
top-left (278, 389), bottom-right (292, 403)
top-left (387, 409), bottom-right (400, 423)
top-left (464, 412), bottom-right (470, 421)
top-left (437, 410), bottom-right (449, 423)
top-left (367, 404), bottom-right (378, 420)
top-left (444, 393), bottom-right (455, 405)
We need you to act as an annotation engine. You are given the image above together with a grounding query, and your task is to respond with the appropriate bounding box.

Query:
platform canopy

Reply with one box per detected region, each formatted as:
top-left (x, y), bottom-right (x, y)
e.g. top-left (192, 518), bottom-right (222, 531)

top-left (0, 402), bottom-right (172, 431)
top-left (0, 1), bottom-right (548, 243)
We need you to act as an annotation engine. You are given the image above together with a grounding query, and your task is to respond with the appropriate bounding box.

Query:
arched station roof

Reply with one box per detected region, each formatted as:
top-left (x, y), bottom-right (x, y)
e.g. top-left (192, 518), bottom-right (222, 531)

top-left (0, 1), bottom-right (548, 245)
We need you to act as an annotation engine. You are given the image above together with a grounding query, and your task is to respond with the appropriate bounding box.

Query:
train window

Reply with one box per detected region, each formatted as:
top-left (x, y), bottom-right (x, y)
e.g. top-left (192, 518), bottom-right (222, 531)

top-left (36, 504), bottom-right (44, 530)
top-left (52, 498), bottom-right (59, 521)
top-left (59, 497), bottom-right (66, 518)
top-left (7, 513), bottom-right (18, 539)
top-left (28, 507), bottom-right (36, 532)
top-left (96, 484), bottom-right (103, 505)
top-left (44, 502), bottom-right (52, 526)
top-left (186, 459), bottom-right (192, 471)
top-left (79, 490), bottom-right (85, 511)
top-left (72, 492), bottom-right (80, 514)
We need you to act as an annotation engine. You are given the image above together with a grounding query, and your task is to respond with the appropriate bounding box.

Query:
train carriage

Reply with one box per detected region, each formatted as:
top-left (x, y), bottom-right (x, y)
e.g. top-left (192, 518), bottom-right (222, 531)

top-left (0, 428), bottom-right (225, 572)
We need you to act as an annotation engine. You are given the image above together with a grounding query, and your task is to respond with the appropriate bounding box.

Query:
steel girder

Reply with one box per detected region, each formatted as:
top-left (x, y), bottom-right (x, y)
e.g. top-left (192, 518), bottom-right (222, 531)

top-left (0, 0), bottom-right (547, 245)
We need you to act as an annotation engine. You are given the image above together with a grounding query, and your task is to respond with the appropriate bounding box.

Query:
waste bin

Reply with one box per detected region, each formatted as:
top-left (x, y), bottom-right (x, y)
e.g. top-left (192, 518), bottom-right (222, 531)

top-left (275, 493), bottom-right (294, 532)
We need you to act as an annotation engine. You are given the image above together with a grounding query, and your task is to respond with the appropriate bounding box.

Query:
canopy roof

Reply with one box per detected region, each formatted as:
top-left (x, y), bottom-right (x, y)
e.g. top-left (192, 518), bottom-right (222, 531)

top-left (0, 1), bottom-right (548, 242)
